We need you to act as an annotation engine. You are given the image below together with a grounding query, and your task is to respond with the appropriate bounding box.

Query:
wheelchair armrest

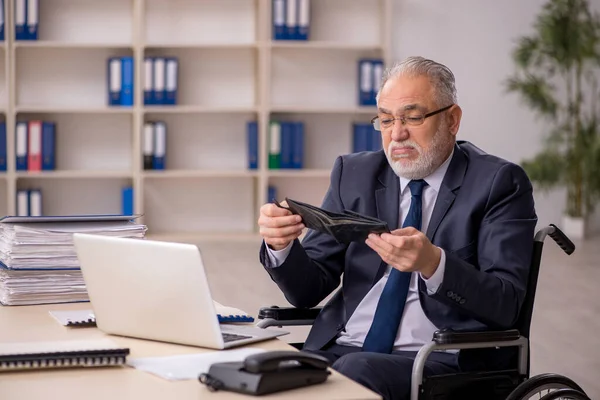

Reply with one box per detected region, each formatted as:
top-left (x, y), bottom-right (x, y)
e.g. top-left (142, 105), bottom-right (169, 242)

top-left (256, 306), bottom-right (322, 329)
top-left (433, 328), bottom-right (521, 345)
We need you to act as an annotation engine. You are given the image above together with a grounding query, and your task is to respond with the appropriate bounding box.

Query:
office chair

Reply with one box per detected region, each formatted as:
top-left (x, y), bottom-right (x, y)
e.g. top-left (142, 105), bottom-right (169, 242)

top-left (256, 224), bottom-right (591, 400)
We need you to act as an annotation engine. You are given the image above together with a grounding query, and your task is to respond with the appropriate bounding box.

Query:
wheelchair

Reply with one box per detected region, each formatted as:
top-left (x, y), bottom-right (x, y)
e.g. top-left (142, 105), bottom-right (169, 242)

top-left (256, 224), bottom-right (591, 400)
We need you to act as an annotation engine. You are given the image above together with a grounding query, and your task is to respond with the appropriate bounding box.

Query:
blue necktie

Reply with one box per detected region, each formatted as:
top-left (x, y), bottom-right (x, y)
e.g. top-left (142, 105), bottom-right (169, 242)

top-left (362, 179), bottom-right (427, 353)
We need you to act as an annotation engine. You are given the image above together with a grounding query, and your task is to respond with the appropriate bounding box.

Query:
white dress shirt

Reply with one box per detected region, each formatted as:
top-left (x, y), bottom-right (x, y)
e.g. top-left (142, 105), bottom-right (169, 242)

top-left (266, 150), bottom-right (453, 351)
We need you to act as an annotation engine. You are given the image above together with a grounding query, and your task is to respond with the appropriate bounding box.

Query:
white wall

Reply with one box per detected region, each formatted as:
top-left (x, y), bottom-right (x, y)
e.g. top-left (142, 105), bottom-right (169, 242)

top-left (391, 0), bottom-right (586, 232)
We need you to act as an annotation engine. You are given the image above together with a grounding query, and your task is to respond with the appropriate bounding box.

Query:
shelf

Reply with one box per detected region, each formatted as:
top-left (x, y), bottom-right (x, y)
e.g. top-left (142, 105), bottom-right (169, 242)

top-left (144, 177), bottom-right (256, 233)
top-left (269, 106), bottom-right (377, 115)
top-left (144, 0), bottom-right (256, 46)
top-left (143, 47), bottom-right (256, 108)
top-left (15, 47), bottom-right (134, 109)
top-left (143, 106), bottom-right (257, 114)
top-left (0, 0), bottom-right (391, 229)
top-left (36, 0), bottom-right (133, 44)
top-left (143, 43), bottom-right (257, 50)
top-left (143, 170), bottom-right (258, 179)
top-left (16, 178), bottom-right (131, 215)
top-left (270, 48), bottom-right (383, 109)
top-left (270, 41), bottom-right (383, 51)
top-left (16, 171), bottom-right (132, 179)
top-left (14, 42), bottom-right (133, 49)
top-left (267, 169), bottom-right (331, 178)
top-left (16, 106), bottom-right (134, 114)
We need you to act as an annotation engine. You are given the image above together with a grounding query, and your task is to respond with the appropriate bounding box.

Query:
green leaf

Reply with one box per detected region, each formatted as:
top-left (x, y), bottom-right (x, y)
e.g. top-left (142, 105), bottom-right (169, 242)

top-left (521, 151), bottom-right (565, 190)
top-left (505, 74), bottom-right (559, 118)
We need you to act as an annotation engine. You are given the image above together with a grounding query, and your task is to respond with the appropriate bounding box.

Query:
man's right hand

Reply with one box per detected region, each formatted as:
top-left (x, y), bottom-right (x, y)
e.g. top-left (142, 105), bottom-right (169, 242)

top-left (258, 201), bottom-right (305, 250)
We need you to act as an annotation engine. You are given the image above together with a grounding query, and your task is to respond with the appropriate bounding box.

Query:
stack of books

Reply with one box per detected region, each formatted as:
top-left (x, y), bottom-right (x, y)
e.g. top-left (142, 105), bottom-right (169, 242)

top-left (0, 215), bottom-right (147, 306)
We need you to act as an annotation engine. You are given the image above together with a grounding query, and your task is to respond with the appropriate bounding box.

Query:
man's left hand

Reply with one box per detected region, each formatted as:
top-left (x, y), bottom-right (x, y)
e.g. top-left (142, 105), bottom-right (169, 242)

top-left (365, 227), bottom-right (441, 279)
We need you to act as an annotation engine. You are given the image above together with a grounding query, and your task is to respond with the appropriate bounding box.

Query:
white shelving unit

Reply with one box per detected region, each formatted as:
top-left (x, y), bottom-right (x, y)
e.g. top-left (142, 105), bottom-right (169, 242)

top-left (1, 0), bottom-right (392, 240)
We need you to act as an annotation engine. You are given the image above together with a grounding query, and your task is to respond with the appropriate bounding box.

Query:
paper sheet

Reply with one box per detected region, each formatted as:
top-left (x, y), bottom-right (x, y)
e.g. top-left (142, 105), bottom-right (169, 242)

top-left (127, 348), bottom-right (266, 381)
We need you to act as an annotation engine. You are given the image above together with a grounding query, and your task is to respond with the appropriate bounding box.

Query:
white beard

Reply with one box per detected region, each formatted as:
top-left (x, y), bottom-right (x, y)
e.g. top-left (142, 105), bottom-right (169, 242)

top-left (384, 123), bottom-right (453, 180)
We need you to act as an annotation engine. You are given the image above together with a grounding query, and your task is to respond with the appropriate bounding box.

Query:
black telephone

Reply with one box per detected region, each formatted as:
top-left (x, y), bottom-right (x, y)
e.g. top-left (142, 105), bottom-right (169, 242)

top-left (199, 350), bottom-right (331, 396)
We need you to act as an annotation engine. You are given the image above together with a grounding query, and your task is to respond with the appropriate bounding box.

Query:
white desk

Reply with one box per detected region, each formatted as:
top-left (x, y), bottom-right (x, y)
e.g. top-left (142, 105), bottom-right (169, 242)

top-left (0, 303), bottom-right (381, 400)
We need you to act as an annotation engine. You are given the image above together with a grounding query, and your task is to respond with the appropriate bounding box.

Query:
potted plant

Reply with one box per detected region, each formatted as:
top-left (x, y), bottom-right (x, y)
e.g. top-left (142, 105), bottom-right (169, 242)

top-left (506, 0), bottom-right (600, 239)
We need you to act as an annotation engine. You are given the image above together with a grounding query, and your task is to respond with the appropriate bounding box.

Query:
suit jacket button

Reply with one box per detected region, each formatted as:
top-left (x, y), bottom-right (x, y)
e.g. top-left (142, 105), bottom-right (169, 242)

top-left (447, 291), bottom-right (453, 297)
top-left (336, 324), bottom-right (344, 330)
top-left (459, 299), bottom-right (466, 305)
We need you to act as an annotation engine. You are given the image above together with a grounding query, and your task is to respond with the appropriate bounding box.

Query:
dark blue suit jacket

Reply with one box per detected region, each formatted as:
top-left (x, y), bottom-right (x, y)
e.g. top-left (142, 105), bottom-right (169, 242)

top-left (260, 141), bottom-right (537, 370)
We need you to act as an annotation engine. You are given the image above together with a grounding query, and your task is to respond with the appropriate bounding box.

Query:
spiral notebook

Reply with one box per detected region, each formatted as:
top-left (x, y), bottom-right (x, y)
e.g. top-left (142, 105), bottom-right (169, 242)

top-left (0, 338), bottom-right (130, 371)
top-left (50, 301), bottom-right (254, 328)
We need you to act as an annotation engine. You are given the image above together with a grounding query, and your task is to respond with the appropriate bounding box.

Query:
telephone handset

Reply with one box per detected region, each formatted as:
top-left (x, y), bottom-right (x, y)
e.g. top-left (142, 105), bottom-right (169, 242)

top-left (199, 350), bottom-right (331, 396)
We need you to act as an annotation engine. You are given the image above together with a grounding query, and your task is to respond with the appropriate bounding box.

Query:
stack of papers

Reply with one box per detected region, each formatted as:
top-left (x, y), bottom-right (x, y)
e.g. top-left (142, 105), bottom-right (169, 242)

top-left (0, 215), bottom-right (147, 306)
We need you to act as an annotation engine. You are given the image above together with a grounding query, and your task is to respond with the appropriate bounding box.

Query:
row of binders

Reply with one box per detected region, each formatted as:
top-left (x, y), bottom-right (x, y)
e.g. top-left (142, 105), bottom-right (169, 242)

top-left (142, 121), bottom-right (167, 170)
top-left (109, 57), bottom-right (179, 107)
top-left (0, 215), bottom-right (147, 306)
top-left (15, 121), bottom-right (56, 171)
top-left (16, 187), bottom-right (134, 217)
top-left (108, 57), bottom-right (134, 107)
top-left (272, 0), bottom-right (310, 41)
top-left (16, 188), bottom-right (42, 216)
top-left (359, 59), bottom-right (384, 106)
top-left (267, 121), bottom-right (305, 169)
top-left (14, 0), bottom-right (38, 41)
top-left (144, 57), bottom-right (179, 105)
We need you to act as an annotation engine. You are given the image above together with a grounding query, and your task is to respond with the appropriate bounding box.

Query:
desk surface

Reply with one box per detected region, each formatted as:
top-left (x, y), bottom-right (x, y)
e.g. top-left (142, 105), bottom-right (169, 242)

top-left (0, 303), bottom-right (380, 400)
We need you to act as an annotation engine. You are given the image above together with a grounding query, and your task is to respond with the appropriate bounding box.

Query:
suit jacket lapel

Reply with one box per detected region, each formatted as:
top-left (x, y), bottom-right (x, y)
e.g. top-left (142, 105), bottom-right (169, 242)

top-left (425, 144), bottom-right (468, 240)
top-left (372, 164), bottom-right (400, 285)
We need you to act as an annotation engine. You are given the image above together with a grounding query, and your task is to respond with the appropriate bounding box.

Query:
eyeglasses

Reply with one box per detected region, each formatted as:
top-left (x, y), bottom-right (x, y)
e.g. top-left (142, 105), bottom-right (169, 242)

top-left (370, 104), bottom-right (454, 131)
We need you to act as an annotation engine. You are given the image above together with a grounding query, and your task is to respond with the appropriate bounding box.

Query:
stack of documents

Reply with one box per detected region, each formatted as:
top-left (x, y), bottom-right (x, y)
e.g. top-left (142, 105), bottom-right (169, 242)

top-left (0, 215), bottom-right (147, 306)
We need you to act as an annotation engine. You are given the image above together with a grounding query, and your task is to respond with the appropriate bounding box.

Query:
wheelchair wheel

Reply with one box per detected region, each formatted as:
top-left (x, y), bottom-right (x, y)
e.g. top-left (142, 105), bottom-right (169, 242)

top-left (505, 373), bottom-right (588, 400)
top-left (538, 388), bottom-right (590, 400)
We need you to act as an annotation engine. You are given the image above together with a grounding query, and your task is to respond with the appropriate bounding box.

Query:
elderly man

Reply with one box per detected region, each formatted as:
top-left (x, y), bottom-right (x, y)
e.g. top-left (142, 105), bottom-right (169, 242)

top-left (256, 56), bottom-right (537, 400)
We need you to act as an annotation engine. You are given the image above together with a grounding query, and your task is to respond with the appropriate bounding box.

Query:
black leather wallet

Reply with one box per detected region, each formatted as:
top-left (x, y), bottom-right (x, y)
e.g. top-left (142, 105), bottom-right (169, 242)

top-left (274, 198), bottom-right (390, 244)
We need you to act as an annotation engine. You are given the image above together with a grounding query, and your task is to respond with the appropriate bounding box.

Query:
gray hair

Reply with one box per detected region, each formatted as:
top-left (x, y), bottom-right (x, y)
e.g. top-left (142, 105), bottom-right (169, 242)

top-left (376, 56), bottom-right (457, 107)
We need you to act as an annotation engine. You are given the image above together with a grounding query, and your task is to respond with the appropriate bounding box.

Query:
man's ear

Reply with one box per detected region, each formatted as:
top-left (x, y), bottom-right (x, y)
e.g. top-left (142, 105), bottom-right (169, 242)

top-left (447, 105), bottom-right (462, 137)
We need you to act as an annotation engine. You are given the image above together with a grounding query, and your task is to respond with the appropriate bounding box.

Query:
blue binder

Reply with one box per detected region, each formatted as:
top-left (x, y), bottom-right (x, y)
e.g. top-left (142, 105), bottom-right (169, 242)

top-left (352, 123), bottom-right (371, 153)
top-left (153, 58), bottom-right (165, 105)
top-left (297, 0), bottom-right (310, 40)
top-left (280, 122), bottom-right (293, 169)
top-left (152, 122), bottom-right (166, 170)
top-left (268, 185), bottom-right (277, 203)
top-left (28, 189), bottom-right (42, 216)
top-left (121, 186), bottom-right (133, 215)
top-left (370, 124), bottom-right (382, 151)
top-left (285, 0), bottom-right (298, 40)
top-left (165, 57), bottom-right (178, 105)
top-left (0, 122), bottom-right (6, 171)
top-left (292, 121), bottom-right (304, 169)
top-left (16, 190), bottom-right (29, 216)
top-left (41, 121), bottom-right (56, 170)
top-left (14, 0), bottom-right (26, 40)
top-left (371, 59), bottom-right (384, 105)
top-left (144, 57), bottom-right (154, 105)
top-left (26, 0), bottom-right (38, 40)
top-left (15, 121), bottom-right (28, 171)
top-left (0, 0), bottom-right (5, 41)
top-left (107, 58), bottom-right (121, 106)
top-left (358, 60), bottom-right (375, 106)
top-left (121, 57), bottom-right (134, 107)
top-left (247, 121), bottom-right (258, 170)
top-left (272, 0), bottom-right (286, 40)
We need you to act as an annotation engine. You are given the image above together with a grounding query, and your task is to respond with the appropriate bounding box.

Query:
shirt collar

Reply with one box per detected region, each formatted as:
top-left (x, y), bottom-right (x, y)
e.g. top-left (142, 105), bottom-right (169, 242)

top-left (399, 147), bottom-right (454, 194)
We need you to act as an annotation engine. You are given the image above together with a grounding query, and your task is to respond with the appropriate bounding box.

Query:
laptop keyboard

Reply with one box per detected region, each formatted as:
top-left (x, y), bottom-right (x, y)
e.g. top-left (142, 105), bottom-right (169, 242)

top-left (222, 332), bottom-right (253, 343)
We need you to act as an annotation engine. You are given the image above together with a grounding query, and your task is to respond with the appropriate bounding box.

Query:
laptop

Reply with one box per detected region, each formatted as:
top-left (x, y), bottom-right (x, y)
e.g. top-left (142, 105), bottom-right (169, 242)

top-left (72, 233), bottom-right (288, 349)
